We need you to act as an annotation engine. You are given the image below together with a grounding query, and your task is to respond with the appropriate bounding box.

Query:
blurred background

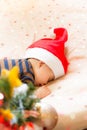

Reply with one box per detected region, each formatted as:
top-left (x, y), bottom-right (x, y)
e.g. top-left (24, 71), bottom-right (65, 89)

top-left (0, 0), bottom-right (87, 59)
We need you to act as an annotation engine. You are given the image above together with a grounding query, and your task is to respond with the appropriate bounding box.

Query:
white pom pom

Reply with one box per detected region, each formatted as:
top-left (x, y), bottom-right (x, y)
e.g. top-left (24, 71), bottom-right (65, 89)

top-left (14, 84), bottom-right (28, 96)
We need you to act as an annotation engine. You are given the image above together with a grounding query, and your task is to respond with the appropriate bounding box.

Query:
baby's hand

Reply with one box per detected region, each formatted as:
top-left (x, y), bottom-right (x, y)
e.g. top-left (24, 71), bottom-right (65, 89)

top-left (24, 110), bottom-right (39, 118)
top-left (35, 85), bottom-right (51, 99)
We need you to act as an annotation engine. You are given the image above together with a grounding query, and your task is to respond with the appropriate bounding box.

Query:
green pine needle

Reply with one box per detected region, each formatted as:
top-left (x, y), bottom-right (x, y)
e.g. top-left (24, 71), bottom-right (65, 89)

top-left (0, 78), bottom-right (12, 100)
top-left (9, 82), bottom-right (40, 126)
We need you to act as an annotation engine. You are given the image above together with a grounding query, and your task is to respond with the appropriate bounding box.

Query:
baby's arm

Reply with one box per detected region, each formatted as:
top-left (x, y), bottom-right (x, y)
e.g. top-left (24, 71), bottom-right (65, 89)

top-left (35, 85), bottom-right (51, 99)
top-left (0, 58), bottom-right (34, 84)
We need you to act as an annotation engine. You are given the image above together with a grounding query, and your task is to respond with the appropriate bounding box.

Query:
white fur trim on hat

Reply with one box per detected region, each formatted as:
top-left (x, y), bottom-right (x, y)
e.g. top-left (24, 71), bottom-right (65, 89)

top-left (25, 48), bottom-right (64, 78)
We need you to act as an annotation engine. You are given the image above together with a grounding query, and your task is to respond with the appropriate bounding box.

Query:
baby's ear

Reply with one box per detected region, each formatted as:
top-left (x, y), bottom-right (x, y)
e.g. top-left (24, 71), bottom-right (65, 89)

top-left (39, 61), bottom-right (44, 68)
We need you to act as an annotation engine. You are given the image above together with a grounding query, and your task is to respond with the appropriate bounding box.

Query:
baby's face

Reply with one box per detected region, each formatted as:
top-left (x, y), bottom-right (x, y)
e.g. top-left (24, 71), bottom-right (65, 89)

top-left (34, 62), bottom-right (55, 86)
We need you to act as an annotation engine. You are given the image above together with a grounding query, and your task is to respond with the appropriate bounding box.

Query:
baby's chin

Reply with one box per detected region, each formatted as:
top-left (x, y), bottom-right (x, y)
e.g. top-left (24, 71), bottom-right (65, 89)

top-left (34, 81), bottom-right (43, 86)
top-left (34, 82), bottom-right (41, 87)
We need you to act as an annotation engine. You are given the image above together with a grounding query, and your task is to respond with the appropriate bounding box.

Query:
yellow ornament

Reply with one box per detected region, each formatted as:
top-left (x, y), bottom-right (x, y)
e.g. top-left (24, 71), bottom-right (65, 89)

top-left (1, 66), bottom-right (22, 88)
top-left (0, 108), bottom-right (14, 121)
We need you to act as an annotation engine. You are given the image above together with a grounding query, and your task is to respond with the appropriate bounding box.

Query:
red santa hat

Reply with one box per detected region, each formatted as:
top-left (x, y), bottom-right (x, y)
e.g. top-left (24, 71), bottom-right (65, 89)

top-left (25, 28), bottom-right (69, 79)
